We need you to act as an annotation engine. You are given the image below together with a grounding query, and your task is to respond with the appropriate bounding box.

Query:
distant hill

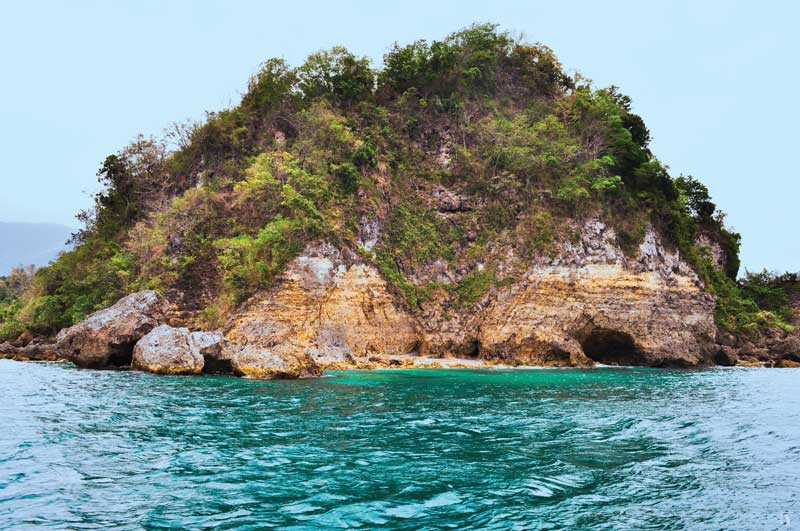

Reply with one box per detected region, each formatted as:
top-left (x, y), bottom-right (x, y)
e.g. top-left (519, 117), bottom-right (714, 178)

top-left (0, 222), bottom-right (74, 275)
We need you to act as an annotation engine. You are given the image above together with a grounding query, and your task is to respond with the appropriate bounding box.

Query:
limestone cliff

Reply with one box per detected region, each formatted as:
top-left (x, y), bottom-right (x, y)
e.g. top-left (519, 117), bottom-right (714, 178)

top-left (224, 243), bottom-right (419, 369)
top-left (219, 220), bottom-right (717, 370)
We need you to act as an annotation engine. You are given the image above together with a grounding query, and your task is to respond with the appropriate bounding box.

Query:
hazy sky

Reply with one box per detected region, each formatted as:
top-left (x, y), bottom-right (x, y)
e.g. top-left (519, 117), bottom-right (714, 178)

top-left (1, 0), bottom-right (797, 273)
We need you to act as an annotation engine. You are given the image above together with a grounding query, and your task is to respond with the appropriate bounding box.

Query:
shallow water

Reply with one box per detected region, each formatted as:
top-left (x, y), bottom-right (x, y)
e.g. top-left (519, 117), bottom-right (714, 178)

top-left (1, 360), bottom-right (799, 530)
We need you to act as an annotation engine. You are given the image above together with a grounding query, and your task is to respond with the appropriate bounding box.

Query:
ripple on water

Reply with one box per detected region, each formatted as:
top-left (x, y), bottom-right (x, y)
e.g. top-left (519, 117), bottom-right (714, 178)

top-left (0, 361), bottom-right (799, 530)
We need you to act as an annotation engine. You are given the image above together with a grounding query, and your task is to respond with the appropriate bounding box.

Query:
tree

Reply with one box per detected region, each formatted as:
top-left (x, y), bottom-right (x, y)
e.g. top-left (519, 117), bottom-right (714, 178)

top-left (675, 175), bottom-right (716, 222)
top-left (297, 47), bottom-right (374, 106)
top-left (243, 58), bottom-right (299, 112)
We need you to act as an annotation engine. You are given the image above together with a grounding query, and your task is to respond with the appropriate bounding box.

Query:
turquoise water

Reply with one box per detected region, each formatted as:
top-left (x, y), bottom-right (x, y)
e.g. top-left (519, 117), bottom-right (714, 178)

top-left (1, 361), bottom-right (799, 530)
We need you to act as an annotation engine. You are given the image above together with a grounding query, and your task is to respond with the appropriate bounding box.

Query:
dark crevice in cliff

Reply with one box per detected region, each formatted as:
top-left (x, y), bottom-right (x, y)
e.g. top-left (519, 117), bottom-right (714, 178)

top-left (463, 340), bottom-right (480, 358)
top-left (580, 329), bottom-right (648, 366)
top-left (107, 344), bottom-right (134, 368)
top-left (202, 355), bottom-right (233, 374)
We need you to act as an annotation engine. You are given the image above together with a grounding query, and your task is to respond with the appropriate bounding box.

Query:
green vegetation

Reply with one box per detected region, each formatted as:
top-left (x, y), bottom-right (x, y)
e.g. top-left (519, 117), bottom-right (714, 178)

top-left (457, 270), bottom-right (495, 307)
top-left (1, 23), bottom-right (794, 340)
top-left (0, 266), bottom-right (34, 341)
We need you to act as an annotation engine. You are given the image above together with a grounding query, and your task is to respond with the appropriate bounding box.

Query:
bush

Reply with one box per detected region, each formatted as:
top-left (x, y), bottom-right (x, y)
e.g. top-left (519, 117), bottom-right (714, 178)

top-left (457, 270), bottom-right (495, 307)
top-left (516, 211), bottom-right (555, 256)
top-left (740, 270), bottom-right (796, 322)
top-left (382, 202), bottom-right (454, 267)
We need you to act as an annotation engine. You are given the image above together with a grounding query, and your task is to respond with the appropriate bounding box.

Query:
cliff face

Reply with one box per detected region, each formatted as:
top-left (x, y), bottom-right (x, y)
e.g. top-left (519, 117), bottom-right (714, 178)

top-left (224, 243), bottom-right (420, 368)
top-left (220, 220), bottom-right (717, 369)
top-left (475, 222), bottom-right (715, 367)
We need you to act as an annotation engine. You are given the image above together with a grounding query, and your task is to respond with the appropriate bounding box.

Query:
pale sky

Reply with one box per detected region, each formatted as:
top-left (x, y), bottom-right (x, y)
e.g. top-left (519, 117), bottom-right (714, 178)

top-left (1, 0), bottom-right (797, 273)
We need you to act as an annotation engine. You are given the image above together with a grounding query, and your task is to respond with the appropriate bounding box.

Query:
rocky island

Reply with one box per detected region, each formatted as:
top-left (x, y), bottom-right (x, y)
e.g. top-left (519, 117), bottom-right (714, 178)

top-left (1, 24), bottom-right (798, 375)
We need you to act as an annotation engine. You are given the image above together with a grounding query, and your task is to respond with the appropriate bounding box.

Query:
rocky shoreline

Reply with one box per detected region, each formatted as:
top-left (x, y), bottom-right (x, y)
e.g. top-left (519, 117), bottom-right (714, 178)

top-left (4, 222), bottom-right (799, 377)
top-left (2, 280), bottom-right (798, 376)
top-left (3, 222), bottom-right (800, 376)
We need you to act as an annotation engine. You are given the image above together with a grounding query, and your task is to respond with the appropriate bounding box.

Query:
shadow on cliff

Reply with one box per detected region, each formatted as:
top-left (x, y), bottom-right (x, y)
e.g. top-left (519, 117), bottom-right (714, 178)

top-left (579, 328), bottom-right (649, 366)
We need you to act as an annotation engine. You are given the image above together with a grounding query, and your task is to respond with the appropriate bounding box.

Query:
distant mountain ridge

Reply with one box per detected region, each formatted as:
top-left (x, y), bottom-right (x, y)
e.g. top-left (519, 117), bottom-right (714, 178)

top-left (0, 222), bottom-right (73, 275)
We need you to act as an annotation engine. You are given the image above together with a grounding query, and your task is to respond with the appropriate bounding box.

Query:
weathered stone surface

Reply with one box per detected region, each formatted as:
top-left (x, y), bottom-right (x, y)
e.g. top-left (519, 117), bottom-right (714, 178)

top-left (696, 232), bottom-right (728, 273)
top-left (0, 341), bottom-right (61, 362)
top-left (56, 290), bottom-right (167, 368)
top-left (189, 330), bottom-right (225, 357)
top-left (769, 336), bottom-right (800, 358)
top-left (430, 185), bottom-right (471, 212)
top-left (11, 330), bottom-right (34, 348)
top-left (478, 263), bottom-right (715, 367)
top-left (225, 221), bottom-right (718, 369)
top-left (418, 222), bottom-right (716, 367)
top-left (226, 243), bottom-right (419, 369)
top-left (223, 342), bottom-right (320, 379)
top-left (131, 325), bottom-right (204, 375)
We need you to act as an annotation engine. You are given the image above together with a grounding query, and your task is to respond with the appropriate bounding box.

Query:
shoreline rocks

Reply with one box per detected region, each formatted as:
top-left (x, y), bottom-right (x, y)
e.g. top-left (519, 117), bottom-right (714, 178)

top-left (8, 222), bottom-right (798, 377)
top-left (56, 290), bottom-right (167, 369)
top-left (0, 340), bottom-right (61, 362)
top-left (131, 325), bottom-right (205, 375)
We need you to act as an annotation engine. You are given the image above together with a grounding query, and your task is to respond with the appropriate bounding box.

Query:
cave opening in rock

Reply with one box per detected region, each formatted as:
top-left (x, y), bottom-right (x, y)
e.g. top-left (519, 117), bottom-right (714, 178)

top-left (580, 329), bottom-right (648, 366)
top-left (107, 344), bottom-right (134, 367)
top-left (202, 355), bottom-right (234, 375)
top-left (463, 339), bottom-right (481, 358)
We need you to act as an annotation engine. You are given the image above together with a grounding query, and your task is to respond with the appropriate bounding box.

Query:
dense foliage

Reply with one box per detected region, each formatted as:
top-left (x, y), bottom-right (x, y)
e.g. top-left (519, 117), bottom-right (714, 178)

top-left (1, 24), bottom-right (794, 340)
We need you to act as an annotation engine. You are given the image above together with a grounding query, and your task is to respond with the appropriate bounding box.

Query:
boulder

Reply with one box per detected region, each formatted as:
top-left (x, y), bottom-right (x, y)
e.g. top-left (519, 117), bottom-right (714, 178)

top-left (189, 331), bottom-right (230, 373)
top-left (715, 330), bottom-right (738, 348)
top-left (11, 330), bottom-right (34, 348)
top-left (738, 341), bottom-right (771, 361)
top-left (56, 290), bottom-right (167, 368)
top-left (431, 185), bottom-right (471, 212)
top-left (223, 342), bottom-right (321, 379)
top-left (129, 325), bottom-right (316, 378)
top-left (131, 325), bottom-right (204, 375)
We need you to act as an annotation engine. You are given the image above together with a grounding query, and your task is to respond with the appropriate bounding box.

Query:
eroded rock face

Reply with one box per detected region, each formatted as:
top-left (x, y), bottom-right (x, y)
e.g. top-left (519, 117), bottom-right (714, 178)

top-left (226, 243), bottom-right (419, 369)
top-left (223, 343), bottom-right (320, 379)
top-left (0, 341), bottom-right (61, 362)
top-left (477, 224), bottom-right (716, 367)
top-left (56, 290), bottom-right (167, 368)
top-left (48, 218), bottom-right (726, 374)
top-left (131, 325), bottom-right (204, 375)
top-left (478, 264), bottom-right (715, 366)
top-left (224, 221), bottom-right (717, 369)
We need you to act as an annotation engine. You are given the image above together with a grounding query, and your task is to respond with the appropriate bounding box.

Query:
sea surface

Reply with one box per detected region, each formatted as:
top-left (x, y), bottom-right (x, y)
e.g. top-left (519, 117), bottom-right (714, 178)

top-left (1, 360), bottom-right (799, 530)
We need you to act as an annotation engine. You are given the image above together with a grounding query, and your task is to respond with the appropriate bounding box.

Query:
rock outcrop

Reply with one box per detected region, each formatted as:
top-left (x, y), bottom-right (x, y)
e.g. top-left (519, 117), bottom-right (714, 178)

top-left (714, 319), bottom-right (800, 367)
top-left (131, 325), bottom-right (205, 375)
top-left (46, 285), bottom-right (323, 378)
top-left (223, 343), bottom-right (320, 379)
top-left (221, 222), bottom-right (718, 369)
top-left (225, 243), bottom-right (418, 370)
top-left (477, 265), bottom-right (714, 367)
top-left (40, 221), bottom-right (758, 374)
top-left (416, 221), bottom-right (716, 367)
top-left (56, 290), bottom-right (167, 368)
top-left (0, 340), bottom-right (61, 362)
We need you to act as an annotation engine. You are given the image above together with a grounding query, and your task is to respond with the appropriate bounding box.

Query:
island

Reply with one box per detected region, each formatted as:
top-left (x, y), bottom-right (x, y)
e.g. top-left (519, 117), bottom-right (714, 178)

top-left (1, 24), bottom-right (798, 376)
